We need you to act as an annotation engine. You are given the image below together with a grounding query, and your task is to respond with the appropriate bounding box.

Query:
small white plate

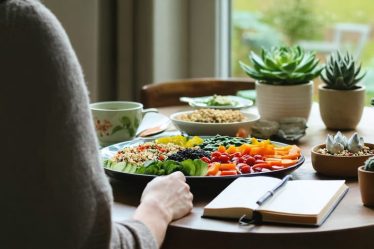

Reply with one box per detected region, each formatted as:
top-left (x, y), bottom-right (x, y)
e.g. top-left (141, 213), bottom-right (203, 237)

top-left (180, 95), bottom-right (254, 109)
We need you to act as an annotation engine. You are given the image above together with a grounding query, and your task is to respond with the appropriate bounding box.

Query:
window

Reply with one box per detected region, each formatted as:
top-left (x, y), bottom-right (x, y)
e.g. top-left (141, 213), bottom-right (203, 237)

top-left (231, 0), bottom-right (374, 105)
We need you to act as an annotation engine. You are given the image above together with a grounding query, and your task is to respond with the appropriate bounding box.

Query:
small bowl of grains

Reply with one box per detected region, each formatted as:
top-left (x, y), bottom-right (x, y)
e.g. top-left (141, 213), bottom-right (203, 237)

top-left (311, 132), bottom-right (374, 178)
top-left (170, 108), bottom-right (260, 136)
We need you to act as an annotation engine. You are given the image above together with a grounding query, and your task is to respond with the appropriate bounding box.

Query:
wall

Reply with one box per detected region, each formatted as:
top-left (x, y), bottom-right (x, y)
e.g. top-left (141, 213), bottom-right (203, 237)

top-left (42, 0), bottom-right (99, 100)
top-left (153, 0), bottom-right (218, 83)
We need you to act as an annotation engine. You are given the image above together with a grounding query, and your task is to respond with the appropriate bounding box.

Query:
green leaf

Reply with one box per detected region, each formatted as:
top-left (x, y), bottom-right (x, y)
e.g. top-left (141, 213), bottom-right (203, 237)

top-left (264, 57), bottom-right (278, 70)
top-left (123, 163), bottom-right (138, 173)
top-left (281, 61), bottom-right (297, 72)
top-left (112, 162), bottom-right (128, 172)
top-left (162, 160), bottom-right (180, 175)
top-left (103, 159), bottom-right (114, 168)
top-left (250, 51), bottom-right (267, 69)
top-left (128, 126), bottom-right (135, 137)
top-left (120, 116), bottom-right (131, 126)
top-left (320, 71), bottom-right (329, 85)
top-left (193, 159), bottom-right (208, 176)
top-left (180, 159), bottom-right (196, 176)
top-left (353, 72), bottom-right (366, 84)
top-left (239, 61), bottom-right (263, 79)
top-left (111, 125), bottom-right (123, 135)
top-left (299, 57), bottom-right (319, 73)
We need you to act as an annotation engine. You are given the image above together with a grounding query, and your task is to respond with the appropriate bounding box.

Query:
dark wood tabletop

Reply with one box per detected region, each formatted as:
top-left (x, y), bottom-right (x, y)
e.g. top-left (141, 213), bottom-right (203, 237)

top-left (111, 103), bottom-right (374, 249)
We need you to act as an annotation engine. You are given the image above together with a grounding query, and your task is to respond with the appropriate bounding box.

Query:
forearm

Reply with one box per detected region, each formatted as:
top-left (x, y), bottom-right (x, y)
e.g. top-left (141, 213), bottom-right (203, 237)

top-left (133, 198), bottom-right (171, 248)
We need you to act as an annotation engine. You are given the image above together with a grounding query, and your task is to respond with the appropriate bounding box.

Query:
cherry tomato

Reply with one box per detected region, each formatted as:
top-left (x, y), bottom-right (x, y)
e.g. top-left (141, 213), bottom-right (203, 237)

top-left (254, 155), bottom-right (263, 160)
top-left (210, 156), bottom-right (220, 162)
top-left (219, 154), bottom-right (230, 163)
top-left (211, 151), bottom-right (221, 158)
top-left (245, 156), bottom-right (256, 166)
top-left (240, 165), bottom-right (251, 174)
top-left (232, 152), bottom-right (242, 157)
top-left (201, 157), bottom-right (211, 163)
top-left (237, 163), bottom-right (250, 174)
top-left (236, 127), bottom-right (248, 138)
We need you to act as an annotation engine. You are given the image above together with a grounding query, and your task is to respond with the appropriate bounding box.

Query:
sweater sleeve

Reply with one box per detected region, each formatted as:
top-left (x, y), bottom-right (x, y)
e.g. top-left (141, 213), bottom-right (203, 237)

top-left (0, 1), bottom-right (157, 249)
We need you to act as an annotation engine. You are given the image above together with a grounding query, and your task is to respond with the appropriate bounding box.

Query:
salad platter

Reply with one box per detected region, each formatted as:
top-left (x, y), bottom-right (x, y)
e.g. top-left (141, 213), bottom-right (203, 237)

top-left (101, 135), bottom-right (304, 194)
top-left (179, 95), bottom-right (254, 110)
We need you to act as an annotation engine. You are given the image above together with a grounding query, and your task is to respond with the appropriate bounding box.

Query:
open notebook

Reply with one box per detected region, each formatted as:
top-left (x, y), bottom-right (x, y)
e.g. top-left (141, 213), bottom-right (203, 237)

top-left (203, 176), bottom-right (348, 226)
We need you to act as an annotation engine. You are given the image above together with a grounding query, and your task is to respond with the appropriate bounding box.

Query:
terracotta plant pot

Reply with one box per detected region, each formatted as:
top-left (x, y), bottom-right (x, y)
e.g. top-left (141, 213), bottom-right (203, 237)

top-left (255, 81), bottom-right (313, 122)
top-left (319, 84), bottom-right (365, 130)
top-left (311, 143), bottom-right (374, 178)
top-left (358, 166), bottom-right (374, 206)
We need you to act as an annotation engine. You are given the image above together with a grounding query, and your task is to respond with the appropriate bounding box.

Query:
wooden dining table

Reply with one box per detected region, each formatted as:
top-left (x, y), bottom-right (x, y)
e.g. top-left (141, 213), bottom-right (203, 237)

top-left (111, 103), bottom-right (374, 249)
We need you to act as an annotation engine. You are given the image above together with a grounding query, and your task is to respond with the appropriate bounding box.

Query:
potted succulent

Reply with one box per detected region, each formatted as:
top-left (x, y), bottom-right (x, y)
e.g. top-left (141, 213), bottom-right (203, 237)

top-left (240, 46), bottom-right (323, 121)
top-left (358, 157), bottom-right (374, 206)
top-left (311, 132), bottom-right (374, 177)
top-left (319, 51), bottom-right (366, 130)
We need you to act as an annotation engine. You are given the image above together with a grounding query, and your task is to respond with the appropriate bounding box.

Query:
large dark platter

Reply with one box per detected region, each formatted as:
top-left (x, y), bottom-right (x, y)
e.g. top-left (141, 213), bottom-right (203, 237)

top-left (101, 137), bottom-right (305, 195)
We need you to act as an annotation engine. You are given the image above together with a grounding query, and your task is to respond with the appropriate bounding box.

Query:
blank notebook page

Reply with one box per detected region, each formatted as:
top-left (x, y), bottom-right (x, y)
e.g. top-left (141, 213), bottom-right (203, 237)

top-left (204, 176), bottom-right (280, 210)
top-left (258, 180), bottom-right (346, 215)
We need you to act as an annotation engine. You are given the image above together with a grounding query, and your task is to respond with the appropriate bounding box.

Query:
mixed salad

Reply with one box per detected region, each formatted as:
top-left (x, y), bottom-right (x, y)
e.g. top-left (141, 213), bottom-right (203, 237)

top-left (103, 135), bottom-right (302, 177)
top-left (204, 95), bottom-right (237, 107)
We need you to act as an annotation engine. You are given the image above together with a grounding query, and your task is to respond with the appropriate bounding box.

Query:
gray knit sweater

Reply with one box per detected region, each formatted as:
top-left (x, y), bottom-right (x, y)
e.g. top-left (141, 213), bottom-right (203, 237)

top-left (0, 0), bottom-right (157, 248)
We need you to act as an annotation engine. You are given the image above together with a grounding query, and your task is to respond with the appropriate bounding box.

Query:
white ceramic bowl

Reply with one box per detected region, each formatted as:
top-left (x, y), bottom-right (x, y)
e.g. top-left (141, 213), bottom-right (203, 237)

top-left (170, 110), bottom-right (260, 136)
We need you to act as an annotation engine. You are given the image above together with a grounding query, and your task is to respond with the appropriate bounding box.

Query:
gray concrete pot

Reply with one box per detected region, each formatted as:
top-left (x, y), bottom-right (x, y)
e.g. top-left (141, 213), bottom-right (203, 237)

top-left (318, 84), bottom-right (365, 130)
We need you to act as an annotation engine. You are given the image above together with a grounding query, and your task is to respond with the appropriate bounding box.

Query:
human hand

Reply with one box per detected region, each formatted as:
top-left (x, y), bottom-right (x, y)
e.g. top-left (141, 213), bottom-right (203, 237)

top-left (140, 171), bottom-right (193, 222)
top-left (133, 171), bottom-right (193, 246)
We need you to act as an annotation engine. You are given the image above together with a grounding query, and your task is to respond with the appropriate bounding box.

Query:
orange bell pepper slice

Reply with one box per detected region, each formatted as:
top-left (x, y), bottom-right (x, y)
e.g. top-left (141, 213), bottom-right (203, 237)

top-left (207, 163), bottom-right (220, 176)
top-left (218, 145), bottom-right (226, 153)
top-left (226, 145), bottom-right (237, 154)
top-left (219, 163), bottom-right (236, 171)
top-left (239, 144), bottom-right (251, 155)
top-left (280, 159), bottom-right (299, 167)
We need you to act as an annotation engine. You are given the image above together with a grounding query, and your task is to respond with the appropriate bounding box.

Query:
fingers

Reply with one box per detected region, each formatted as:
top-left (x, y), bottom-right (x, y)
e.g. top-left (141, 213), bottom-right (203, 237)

top-left (177, 182), bottom-right (191, 194)
top-left (169, 171), bottom-right (186, 182)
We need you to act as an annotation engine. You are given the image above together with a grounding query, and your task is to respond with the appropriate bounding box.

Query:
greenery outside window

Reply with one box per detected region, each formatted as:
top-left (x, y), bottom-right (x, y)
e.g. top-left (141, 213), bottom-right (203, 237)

top-left (231, 0), bottom-right (374, 105)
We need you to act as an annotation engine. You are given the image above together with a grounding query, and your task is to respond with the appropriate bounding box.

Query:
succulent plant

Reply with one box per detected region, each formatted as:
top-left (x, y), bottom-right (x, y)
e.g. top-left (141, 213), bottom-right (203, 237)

top-left (325, 132), bottom-right (364, 154)
top-left (240, 46), bottom-right (323, 85)
top-left (347, 133), bottom-right (364, 153)
top-left (364, 157), bottom-right (374, 171)
top-left (321, 51), bottom-right (366, 90)
top-left (326, 134), bottom-right (344, 154)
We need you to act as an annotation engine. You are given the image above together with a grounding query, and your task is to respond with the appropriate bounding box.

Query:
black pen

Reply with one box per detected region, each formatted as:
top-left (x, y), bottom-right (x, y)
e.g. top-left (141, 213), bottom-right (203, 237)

top-left (256, 174), bottom-right (293, 206)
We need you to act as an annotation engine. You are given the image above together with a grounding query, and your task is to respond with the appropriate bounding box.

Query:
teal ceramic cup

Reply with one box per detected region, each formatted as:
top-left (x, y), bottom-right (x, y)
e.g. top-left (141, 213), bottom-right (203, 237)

top-left (90, 101), bottom-right (157, 146)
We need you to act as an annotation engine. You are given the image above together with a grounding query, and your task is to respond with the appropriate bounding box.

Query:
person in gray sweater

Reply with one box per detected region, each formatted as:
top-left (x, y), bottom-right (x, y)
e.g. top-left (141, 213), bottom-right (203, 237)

top-left (0, 0), bottom-right (193, 248)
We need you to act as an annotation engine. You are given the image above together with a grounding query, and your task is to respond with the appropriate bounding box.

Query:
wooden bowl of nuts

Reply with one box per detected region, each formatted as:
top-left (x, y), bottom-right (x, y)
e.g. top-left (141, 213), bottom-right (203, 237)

top-left (311, 132), bottom-right (374, 178)
top-left (170, 109), bottom-right (260, 136)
